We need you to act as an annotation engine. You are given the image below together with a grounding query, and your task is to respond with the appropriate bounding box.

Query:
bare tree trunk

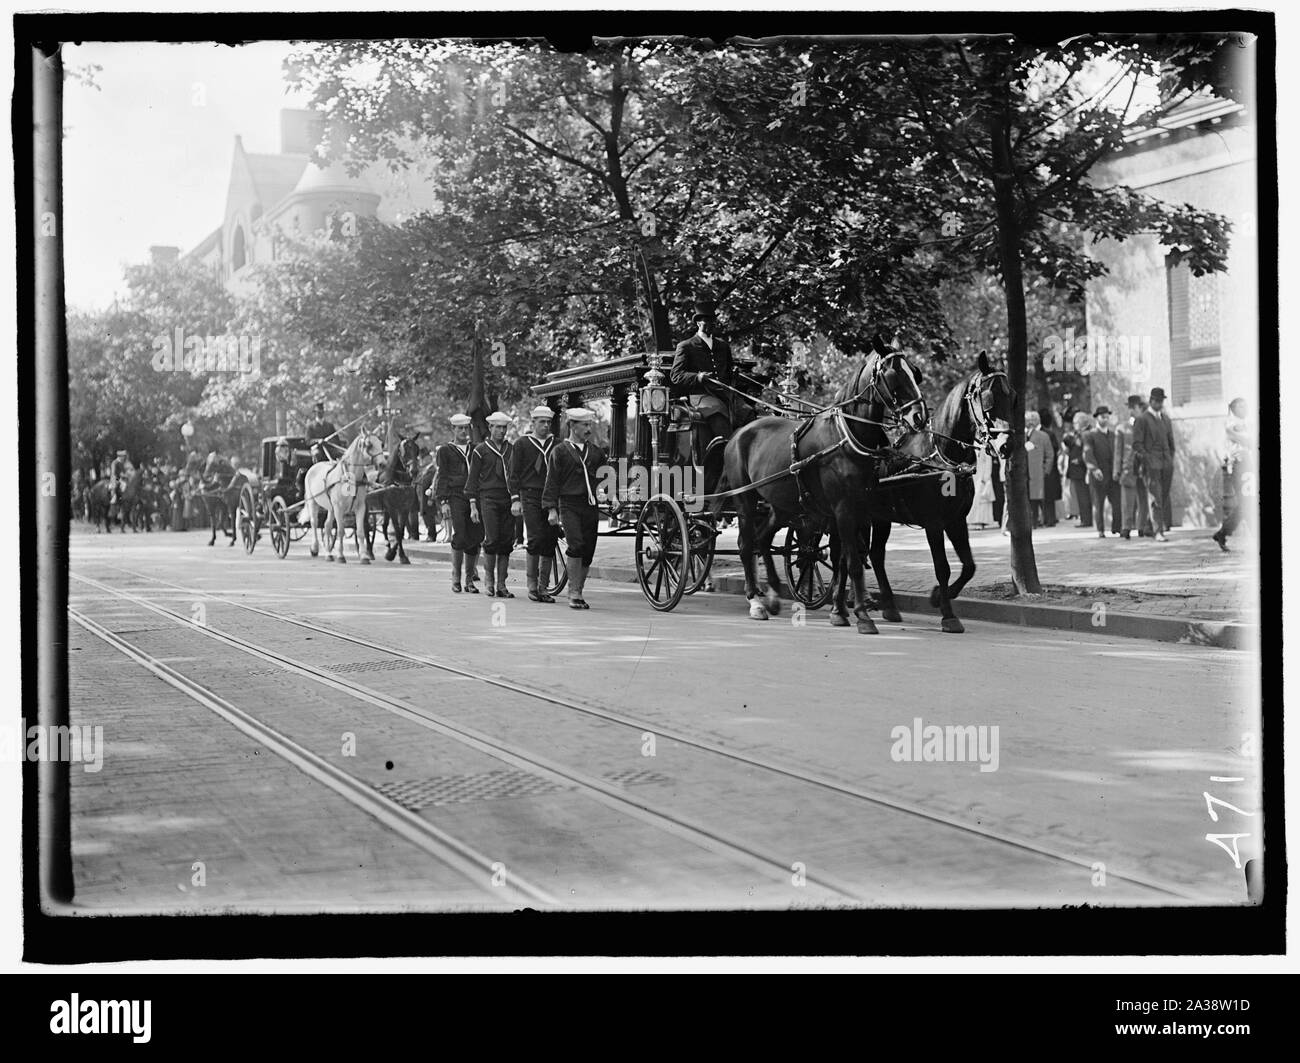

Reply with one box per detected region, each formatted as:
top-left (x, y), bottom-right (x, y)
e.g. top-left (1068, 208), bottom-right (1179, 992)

top-left (986, 71), bottom-right (1043, 595)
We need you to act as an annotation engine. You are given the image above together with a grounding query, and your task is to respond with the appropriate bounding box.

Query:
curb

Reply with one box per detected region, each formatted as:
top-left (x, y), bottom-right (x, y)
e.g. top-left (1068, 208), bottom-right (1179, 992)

top-left (399, 541), bottom-right (1251, 649)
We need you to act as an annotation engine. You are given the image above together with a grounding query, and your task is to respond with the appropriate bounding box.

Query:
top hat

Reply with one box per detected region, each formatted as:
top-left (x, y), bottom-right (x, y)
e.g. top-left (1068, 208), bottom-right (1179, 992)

top-left (314, 401), bottom-right (325, 411)
top-left (1126, 394), bottom-right (1145, 407)
top-left (1093, 406), bottom-right (1112, 417)
top-left (692, 292), bottom-right (719, 321)
top-left (1149, 387), bottom-right (1166, 400)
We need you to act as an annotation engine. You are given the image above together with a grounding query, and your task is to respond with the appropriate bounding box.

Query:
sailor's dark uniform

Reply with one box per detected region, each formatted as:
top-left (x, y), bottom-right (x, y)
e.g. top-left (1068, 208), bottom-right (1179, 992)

top-left (509, 435), bottom-right (556, 557)
top-left (541, 439), bottom-right (607, 567)
top-left (435, 441), bottom-right (483, 553)
top-left (466, 439), bottom-right (516, 556)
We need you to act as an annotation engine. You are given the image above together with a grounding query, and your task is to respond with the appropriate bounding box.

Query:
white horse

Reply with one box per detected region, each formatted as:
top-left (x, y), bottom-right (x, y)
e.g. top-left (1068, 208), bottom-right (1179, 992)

top-left (302, 431), bottom-right (385, 564)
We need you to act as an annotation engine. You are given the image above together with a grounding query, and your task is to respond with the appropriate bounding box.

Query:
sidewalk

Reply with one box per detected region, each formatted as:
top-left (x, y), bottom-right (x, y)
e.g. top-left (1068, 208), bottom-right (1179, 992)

top-left (403, 519), bottom-right (1257, 648)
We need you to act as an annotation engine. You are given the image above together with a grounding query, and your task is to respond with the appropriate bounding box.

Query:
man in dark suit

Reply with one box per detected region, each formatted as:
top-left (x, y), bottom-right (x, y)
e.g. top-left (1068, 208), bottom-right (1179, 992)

top-left (1132, 385), bottom-right (1176, 540)
top-left (1083, 406), bottom-right (1120, 537)
top-left (670, 296), bottom-right (736, 456)
top-left (306, 401), bottom-right (343, 462)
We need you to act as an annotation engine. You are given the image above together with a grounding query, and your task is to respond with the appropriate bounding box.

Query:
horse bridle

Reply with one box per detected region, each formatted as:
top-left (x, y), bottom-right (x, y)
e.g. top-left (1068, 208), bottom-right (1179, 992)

top-left (963, 370), bottom-right (1012, 458)
top-left (836, 351), bottom-right (927, 433)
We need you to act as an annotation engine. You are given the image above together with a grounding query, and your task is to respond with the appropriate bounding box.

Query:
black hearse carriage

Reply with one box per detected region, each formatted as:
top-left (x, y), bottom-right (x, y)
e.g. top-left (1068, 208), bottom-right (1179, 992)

top-left (530, 352), bottom-right (833, 611)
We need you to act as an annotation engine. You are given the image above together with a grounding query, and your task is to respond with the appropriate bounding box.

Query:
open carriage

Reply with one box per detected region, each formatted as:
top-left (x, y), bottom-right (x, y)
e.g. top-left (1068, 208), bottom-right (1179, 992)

top-left (235, 437), bottom-right (375, 558)
top-left (530, 351), bottom-right (835, 611)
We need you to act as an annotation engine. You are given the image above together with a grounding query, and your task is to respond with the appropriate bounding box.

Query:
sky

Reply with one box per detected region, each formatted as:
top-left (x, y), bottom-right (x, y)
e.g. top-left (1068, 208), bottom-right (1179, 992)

top-left (63, 41), bottom-right (311, 312)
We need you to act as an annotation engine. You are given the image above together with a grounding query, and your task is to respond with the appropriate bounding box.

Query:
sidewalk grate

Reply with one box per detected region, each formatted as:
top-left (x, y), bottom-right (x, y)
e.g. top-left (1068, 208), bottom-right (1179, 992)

top-left (604, 768), bottom-right (674, 787)
top-left (375, 771), bottom-right (570, 809)
top-left (323, 659), bottom-right (427, 675)
top-left (374, 767), bottom-right (674, 811)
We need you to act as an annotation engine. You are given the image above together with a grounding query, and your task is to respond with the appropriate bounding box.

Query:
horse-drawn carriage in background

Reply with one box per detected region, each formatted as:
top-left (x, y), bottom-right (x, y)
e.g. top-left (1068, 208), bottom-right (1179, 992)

top-left (530, 349), bottom-right (836, 612)
top-left (234, 437), bottom-right (312, 557)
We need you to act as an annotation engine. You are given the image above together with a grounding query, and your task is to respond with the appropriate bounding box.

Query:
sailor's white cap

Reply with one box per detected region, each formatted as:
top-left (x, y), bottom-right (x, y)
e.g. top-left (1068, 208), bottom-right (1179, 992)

top-left (486, 411), bottom-right (513, 426)
top-left (565, 407), bottom-right (595, 423)
top-left (449, 413), bottom-right (472, 426)
top-left (530, 405), bottom-right (555, 420)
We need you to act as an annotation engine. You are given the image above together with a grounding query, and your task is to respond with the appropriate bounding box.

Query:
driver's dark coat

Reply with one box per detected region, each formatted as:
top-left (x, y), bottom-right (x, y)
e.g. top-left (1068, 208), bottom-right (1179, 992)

top-left (669, 334), bottom-right (734, 400)
top-left (306, 418), bottom-right (337, 443)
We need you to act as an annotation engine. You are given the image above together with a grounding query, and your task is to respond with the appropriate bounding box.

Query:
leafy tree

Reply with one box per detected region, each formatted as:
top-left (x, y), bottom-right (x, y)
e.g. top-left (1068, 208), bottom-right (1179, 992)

top-left (68, 259), bottom-right (234, 471)
top-left (832, 34), bottom-right (1237, 592)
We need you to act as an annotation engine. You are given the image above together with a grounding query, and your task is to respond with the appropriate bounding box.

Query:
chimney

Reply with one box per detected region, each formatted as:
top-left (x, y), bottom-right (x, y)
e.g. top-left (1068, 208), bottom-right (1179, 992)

top-left (149, 245), bottom-right (180, 266)
top-left (281, 108), bottom-right (323, 155)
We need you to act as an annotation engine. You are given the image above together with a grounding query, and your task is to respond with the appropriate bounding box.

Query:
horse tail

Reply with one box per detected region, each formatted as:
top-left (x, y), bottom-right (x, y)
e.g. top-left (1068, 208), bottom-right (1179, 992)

top-left (708, 465), bottom-right (730, 519)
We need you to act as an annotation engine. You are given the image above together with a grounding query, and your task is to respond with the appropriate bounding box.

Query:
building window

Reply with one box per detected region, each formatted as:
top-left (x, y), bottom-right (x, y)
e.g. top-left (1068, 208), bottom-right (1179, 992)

top-left (1166, 255), bottom-right (1222, 405)
top-left (231, 225), bottom-right (247, 272)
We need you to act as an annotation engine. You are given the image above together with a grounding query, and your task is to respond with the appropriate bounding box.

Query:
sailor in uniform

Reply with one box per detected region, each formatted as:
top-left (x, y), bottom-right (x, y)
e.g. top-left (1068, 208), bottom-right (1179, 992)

top-left (541, 407), bottom-right (608, 609)
top-left (510, 405), bottom-right (559, 602)
top-left (467, 411), bottom-right (517, 598)
top-left (435, 413), bottom-right (483, 593)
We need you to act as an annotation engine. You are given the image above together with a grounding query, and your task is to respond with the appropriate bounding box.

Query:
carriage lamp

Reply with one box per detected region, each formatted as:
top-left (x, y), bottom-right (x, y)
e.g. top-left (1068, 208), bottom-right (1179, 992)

top-left (640, 359), bottom-right (669, 417)
top-left (640, 350), bottom-right (671, 480)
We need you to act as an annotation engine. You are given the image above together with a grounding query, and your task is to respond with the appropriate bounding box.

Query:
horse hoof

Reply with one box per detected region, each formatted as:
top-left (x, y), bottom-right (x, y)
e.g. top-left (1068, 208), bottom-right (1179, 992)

top-left (881, 608), bottom-right (903, 623)
top-left (764, 590), bottom-right (782, 616)
top-left (941, 617), bottom-right (965, 634)
top-left (829, 613), bottom-right (850, 627)
top-left (748, 600), bottom-right (770, 621)
top-left (360, 558), bottom-right (370, 565)
top-left (929, 586), bottom-right (941, 608)
top-left (857, 617), bottom-right (879, 634)
top-left (310, 547), bottom-right (319, 557)
top-left (399, 555), bottom-right (411, 565)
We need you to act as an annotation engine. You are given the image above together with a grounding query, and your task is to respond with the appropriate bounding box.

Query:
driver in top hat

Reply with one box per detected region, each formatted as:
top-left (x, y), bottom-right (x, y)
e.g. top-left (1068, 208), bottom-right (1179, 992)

top-left (306, 401), bottom-right (341, 463)
top-left (670, 294), bottom-right (736, 449)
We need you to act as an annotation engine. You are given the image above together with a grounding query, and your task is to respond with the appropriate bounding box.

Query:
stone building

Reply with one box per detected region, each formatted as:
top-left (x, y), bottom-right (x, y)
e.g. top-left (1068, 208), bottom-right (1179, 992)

top-left (1085, 89), bottom-right (1258, 527)
top-left (181, 109), bottom-right (383, 294)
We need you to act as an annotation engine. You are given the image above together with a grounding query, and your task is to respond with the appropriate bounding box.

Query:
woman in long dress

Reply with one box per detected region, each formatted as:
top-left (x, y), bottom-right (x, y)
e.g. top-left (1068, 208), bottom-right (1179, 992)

top-left (971, 447), bottom-right (996, 528)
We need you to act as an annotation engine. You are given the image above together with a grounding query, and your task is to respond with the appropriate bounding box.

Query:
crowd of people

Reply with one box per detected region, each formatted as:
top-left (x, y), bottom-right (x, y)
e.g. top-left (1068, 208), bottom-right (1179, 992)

top-left (969, 386), bottom-right (1253, 550)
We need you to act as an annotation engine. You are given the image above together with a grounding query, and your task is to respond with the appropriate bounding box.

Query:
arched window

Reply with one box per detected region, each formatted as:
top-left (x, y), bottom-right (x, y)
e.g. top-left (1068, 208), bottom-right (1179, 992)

top-left (231, 225), bottom-right (247, 272)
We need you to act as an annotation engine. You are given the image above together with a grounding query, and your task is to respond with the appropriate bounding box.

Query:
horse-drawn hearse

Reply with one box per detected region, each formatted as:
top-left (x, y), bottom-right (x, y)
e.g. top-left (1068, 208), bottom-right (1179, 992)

top-left (529, 348), bottom-right (844, 613)
top-left (531, 343), bottom-right (1014, 631)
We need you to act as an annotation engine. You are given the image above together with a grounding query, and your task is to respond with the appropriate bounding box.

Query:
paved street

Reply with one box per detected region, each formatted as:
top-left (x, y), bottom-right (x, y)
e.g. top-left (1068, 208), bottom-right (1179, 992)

top-left (63, 527), bottom-right (1260, 911)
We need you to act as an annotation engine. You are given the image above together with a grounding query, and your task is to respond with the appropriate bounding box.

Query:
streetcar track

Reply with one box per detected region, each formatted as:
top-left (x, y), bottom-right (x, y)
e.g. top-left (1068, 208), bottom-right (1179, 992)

top-left (67, 607), bottom-right (558, 909)
top-left (79, 563), bottom-right (1200, 900)
top-left (72, 572), bottom-right (872, 903)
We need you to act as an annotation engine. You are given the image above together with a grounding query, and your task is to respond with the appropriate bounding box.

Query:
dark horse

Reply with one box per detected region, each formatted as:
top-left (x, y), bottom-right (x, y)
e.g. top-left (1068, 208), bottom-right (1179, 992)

top-left (860, 351), bottom-right (1016, 633)
top-left (119, 468), bottom-right (152, 532)
top-left (88, 479), bottom-right (118, 532)
top-left (721, 342), bottom-right (928, 632)
top-left (375, 434), bottom-right (421, 564)
top-left (198, 467), bottom-right (246, 546)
